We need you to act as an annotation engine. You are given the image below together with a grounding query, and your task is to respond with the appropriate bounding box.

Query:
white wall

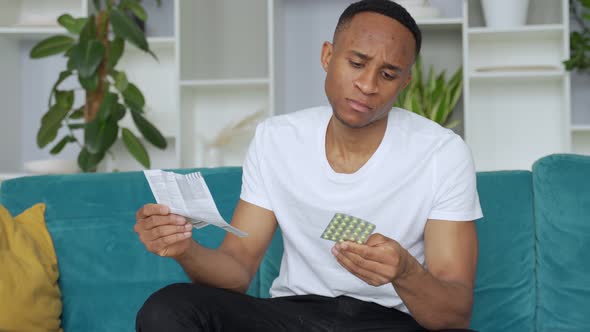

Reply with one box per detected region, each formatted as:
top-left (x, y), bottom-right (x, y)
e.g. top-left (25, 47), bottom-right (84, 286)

top-left (0, 38), bottom-right (20, 172)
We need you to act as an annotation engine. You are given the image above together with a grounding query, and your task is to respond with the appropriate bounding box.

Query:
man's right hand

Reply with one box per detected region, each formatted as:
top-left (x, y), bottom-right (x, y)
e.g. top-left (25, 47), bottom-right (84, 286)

top-left (134, 204), bottom-right (194, 259)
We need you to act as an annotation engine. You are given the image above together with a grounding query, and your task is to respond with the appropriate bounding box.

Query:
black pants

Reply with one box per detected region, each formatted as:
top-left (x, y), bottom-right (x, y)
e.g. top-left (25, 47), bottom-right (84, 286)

top-left (136, 283), bottom-right (476, 332)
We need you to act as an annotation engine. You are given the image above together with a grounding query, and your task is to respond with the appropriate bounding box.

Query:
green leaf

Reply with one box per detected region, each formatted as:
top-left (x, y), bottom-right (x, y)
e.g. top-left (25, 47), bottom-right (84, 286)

top-left (69, 107), bottom-right (85, 120)
top-left (97, 92), bottom-right (118, 121)
top-left (68, 123), bottom-right (86, 130)
top-left (78, 147), bottom-right (105, 172)
top-left (449, 68), bottom-right (463, 109)
top-left (114, 70), bottom-right (129, 92)
top-left (79, 73), bottom-right (99, 91)
top-left (71, 40), bottom-right (105, 78)
top-left (30, 35), bottom-right (75, 59)
top-left (108, 37), bottom-right (125, 69)
top-left (581, 0), bottom-right (590, 9)
top-left (58, 14), bottom-right (87, 34)
top-left (55, 90), bottom-right (74, 111)
top-left (48, 70), bottom-right (73, 107)
top-left (50, 135), bottom-right (77, 155)
top-left (392, 55), bottom-right (463, 127)
top-left (92, 0), bottom-right (102, 10)
top-left (37, 105), bottom-right (69, 148)
top-left (131, 111), bottom-right (167, 149)
top-left (80, 15), bottom-right (97, 42)
top-left (110, 8), bottom-right (149, 52)
top-left (122, 128), bottom-right (150, 168)
top-left (85, 118), bottom-right (119, 154)
top-left (122, 83), bottom-right (145, 109)
top-left (67, 56), bottom-right (76, 70)
top-left (111, 103), bottom-right (127, 121)
top-left (411, 95), bottom-right (423, 116)
top-left (124, 1), bottom-right (148, 21)
top-left (445, 119), bottom-right (460, 129)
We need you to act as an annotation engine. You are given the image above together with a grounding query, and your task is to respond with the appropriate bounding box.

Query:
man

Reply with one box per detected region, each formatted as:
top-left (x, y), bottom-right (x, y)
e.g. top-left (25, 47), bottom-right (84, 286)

top-left (134, 0), bottom-right (482, 331)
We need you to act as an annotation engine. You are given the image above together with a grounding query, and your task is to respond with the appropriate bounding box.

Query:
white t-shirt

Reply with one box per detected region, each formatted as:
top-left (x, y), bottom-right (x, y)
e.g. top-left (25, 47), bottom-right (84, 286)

top-left (240, 106), bottom-right (483, 313)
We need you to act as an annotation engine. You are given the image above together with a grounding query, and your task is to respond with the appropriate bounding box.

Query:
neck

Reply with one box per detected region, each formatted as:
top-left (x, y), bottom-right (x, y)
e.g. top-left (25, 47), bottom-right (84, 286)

top-left (325, 115), bottom-right (389, 174)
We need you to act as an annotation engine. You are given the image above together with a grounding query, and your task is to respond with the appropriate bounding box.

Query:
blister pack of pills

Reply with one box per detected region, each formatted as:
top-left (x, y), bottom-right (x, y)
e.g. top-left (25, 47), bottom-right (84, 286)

top-left (321, 213), bottom-right (376, 244)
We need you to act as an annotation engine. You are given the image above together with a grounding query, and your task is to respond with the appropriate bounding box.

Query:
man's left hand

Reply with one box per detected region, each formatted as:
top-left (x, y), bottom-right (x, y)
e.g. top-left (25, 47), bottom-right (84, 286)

top-left (331, 233), bottom-right (416, 286)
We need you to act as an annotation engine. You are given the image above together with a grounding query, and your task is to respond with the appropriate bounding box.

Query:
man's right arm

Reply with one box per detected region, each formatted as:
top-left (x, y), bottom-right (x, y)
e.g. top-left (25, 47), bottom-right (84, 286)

top-left (134, 199), bottom-right (277, 293)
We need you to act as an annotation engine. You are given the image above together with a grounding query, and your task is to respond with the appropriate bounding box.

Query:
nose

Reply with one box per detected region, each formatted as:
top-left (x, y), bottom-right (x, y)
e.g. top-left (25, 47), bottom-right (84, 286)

top-left (353, 69), bottom-right (379, 95)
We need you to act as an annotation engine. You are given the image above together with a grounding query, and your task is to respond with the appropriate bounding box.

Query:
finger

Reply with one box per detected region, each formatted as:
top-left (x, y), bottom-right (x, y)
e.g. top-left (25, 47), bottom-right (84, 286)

top-left (144, 224), bottom-right (193, 242)
top-left (137, 204), bottom-right (170, 219)
top-left (336, 241), bottom-right (388, 263)
top-left (332, 247), bottom-right (388, 286)
top-left (338, 247), bottom-right (396, 281)
top-left (365, 233), bottom-right (390, 246)
top-left (142, 214), bottom-right (186, 230)
top-left (150, 230), bottom-right (192, 253)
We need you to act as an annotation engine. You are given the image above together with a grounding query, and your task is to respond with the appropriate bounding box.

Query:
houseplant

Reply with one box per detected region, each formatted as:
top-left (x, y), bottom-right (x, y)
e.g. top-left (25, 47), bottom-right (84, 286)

top-left (394, 57), bottom-right (463, 129)
top-left (565, 0), bottom-right (590, 73)
top-left (30, 0), bottom-right (166, 172)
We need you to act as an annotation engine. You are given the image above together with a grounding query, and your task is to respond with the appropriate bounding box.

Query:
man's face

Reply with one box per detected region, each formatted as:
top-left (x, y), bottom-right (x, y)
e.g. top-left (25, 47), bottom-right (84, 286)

top-left (322, 12), bottom-right (415, 129)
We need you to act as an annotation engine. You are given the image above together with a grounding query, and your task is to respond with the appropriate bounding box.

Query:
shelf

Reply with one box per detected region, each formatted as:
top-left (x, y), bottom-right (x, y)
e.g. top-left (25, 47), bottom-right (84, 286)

top-left (180, 78), bottom-right (270, 88)
top-left (571, 125), bottom-right (590, 132)
top-left (0, 26), bottom-right (69, 40)
top-left (469, 70), bottom-right (566, 80)
top-left (468, 24), bottom-right (564, 35)
top-left (572, 131), bottom-right (590, 156)
top-left (146, 37), bottom-right (175, 48)
top-left (417, 17), bottom-right (462, 30)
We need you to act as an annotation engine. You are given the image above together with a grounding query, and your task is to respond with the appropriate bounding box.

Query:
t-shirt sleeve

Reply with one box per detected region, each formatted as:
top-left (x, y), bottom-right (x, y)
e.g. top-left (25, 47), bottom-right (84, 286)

top-left (240, 122), bottom-right (273, 211)
top-left (428, 135), bottom-right (483, 221)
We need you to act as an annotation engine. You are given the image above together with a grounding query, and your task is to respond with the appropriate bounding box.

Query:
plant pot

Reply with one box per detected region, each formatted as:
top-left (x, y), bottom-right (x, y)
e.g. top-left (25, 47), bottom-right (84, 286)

top-left (481, 0), bottom-right (530, 28)
top-left (24, 159), bottom-right (80, 175)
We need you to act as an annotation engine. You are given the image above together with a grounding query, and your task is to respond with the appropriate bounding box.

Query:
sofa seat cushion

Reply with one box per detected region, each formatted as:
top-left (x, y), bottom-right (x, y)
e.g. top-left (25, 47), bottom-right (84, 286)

top-left (533, 154), bottom-right (590, 331)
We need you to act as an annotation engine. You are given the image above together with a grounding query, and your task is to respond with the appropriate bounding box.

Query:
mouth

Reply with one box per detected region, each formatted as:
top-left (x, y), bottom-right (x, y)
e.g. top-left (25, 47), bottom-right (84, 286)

top-left (346, 98), bottom-right (372, 113)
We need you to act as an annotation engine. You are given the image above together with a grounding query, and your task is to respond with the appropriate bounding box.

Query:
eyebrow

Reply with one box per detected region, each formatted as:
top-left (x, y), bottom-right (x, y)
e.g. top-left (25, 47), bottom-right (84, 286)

top-left (349, 50), bottom-right (402, 73)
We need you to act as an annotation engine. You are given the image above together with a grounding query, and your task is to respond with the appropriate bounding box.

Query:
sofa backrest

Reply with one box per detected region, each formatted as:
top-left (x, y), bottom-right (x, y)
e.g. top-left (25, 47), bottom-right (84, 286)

top-left (0, 167), bottom-right (250, 331)
top-left (471, 171), bottom-right (536, 332)
top-left (532, 154), bottom-right (590, 331)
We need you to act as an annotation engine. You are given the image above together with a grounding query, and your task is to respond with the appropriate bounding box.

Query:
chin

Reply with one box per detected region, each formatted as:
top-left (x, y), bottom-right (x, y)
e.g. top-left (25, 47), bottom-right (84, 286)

top-left (333, 108), bottom-right (371, 129)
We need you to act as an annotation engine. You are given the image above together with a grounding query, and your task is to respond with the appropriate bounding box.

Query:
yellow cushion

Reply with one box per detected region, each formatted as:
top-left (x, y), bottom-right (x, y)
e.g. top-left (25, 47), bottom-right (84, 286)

top-left (0, 203), bottom-right (62, 331)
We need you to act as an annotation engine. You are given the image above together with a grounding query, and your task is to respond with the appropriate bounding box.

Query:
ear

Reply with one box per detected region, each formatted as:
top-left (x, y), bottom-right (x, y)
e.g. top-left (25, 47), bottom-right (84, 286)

top-left (320, 41), bottom-right (333, 73)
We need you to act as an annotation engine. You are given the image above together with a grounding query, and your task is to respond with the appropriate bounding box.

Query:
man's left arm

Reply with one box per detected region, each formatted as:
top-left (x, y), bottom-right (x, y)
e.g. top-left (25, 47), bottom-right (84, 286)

top-left (332, 219), bottom-right (477, 330)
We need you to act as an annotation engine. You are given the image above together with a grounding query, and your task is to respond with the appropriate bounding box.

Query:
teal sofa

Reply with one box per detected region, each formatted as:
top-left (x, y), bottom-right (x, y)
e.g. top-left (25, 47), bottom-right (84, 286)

top-left (1, 154), bottom-right (589, 331)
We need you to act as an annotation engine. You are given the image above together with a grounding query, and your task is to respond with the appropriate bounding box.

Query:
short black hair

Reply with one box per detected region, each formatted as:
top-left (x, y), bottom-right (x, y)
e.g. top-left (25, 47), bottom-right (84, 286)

top-left (334, 0), bottom-right (422, 57)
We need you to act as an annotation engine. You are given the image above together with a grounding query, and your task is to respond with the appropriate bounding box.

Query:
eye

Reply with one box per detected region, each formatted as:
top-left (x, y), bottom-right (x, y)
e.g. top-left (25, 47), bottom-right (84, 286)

top-left (349, 60), bottom-right (363, 68)
top-left (381, 71), bottom-right (396, 81)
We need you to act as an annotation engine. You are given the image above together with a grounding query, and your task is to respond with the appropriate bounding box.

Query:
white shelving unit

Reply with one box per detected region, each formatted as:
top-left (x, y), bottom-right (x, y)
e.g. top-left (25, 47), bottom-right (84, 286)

top-left (463, 0), bottom-right (571, 171)
top-left (0, 0), bottom-right (584, 174)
